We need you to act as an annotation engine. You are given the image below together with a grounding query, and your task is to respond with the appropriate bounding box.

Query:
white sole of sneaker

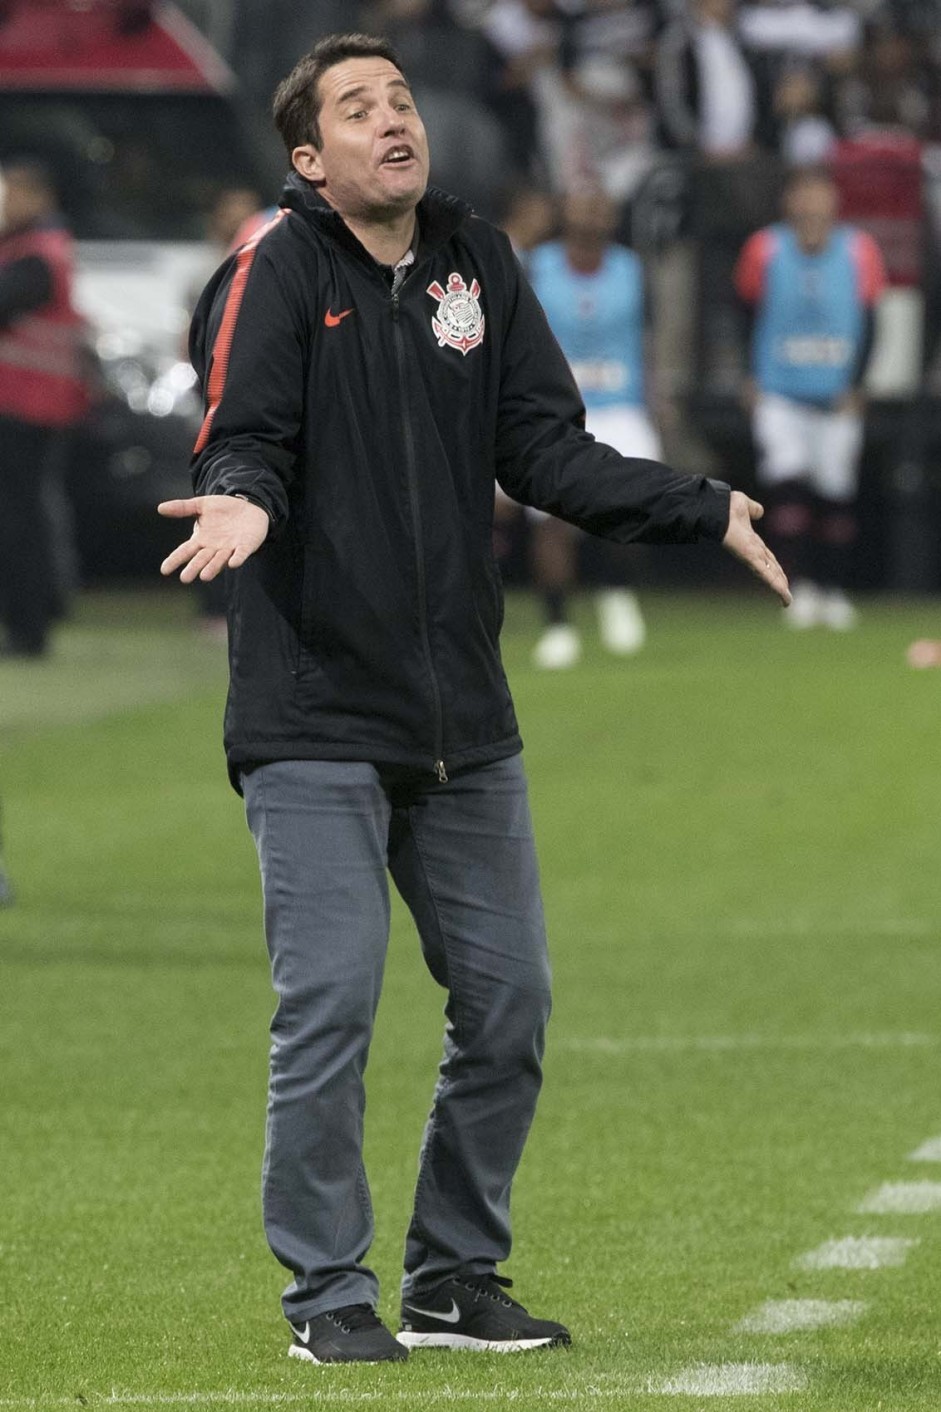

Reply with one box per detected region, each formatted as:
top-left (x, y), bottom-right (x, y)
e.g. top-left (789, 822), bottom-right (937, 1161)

top-left (288, 1345), bottom-right (406, 1365)
top-left (396, 1331), bottom-right (562, 1352)
top-left (288, 1346), bottom-right (325, 1364)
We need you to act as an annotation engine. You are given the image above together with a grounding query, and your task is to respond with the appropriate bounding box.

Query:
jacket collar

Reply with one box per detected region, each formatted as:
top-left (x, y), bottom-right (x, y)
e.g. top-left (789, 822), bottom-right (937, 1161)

top-left (278, 170), bottom-right (472, 268)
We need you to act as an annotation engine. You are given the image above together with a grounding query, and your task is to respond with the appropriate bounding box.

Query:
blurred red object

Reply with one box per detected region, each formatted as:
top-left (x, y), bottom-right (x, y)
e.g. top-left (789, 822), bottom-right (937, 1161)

top-left (831, 134), bottom-right (923, 287)
top-left (0, 0), bottom-right (232, 92)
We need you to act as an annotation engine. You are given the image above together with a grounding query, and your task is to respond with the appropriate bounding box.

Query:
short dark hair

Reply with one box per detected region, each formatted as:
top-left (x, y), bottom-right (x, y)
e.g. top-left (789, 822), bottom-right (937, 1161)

top-left (272, 33), bottom-right (405, 155)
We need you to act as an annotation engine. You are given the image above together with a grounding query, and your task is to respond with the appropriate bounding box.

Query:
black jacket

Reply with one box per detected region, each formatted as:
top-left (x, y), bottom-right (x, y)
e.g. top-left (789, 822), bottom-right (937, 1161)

top-left (190, 174), bottom-right (730, 788)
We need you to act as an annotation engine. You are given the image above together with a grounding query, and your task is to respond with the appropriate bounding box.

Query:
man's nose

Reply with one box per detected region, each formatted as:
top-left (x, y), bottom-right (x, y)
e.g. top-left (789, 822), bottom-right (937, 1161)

top-left (378, 108), bottom-right (407, 133)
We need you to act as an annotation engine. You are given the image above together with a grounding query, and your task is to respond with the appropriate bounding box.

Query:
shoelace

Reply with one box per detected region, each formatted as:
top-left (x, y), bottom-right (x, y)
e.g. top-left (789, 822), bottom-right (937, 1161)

top-left (456, 1273), bottom-right (518, 1309)
top-left (324, 1304), bottom-right (384, 1333)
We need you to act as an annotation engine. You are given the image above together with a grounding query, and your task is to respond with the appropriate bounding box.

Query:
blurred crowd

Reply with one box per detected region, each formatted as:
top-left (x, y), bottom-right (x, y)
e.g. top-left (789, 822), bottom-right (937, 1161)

top-left (288, 0), bottom-right (941, 206)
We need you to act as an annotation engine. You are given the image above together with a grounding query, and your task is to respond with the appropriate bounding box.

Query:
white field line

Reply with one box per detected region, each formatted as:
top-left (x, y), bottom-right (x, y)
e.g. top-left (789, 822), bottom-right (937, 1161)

top-left (857, 1181), bottom-right (941, 1213)
top-left (560, 1032), bottom-right (935, 1056)
top-left (650, 1362), bottom-right (808, 1396)
top-left (734, 1299), bottom-right (867, 1334)
top-left (908, 1135), bottom-right (941, 1161)
top-left (795, 1236), bottom-right (918, 1270)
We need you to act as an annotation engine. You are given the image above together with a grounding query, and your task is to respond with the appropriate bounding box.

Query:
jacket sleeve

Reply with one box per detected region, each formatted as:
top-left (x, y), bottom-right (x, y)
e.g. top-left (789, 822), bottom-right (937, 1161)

top-left (655, 22), bottom-right (699, 151)
top-left (189, 233), bottom-right (306, 534)
top-left (494, 251), bottom-right (730, 544)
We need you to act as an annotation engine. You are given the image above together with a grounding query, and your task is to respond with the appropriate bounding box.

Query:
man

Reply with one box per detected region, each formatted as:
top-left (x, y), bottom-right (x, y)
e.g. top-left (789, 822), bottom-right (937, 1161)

top-left (0, 159), bottom-right (88, 658)
top-left (526, 188), bottom-right (660, 669)
top-left (159, 32), bottom-right (789, 1367)
top-left (735, 164), bottom-right (886, 628)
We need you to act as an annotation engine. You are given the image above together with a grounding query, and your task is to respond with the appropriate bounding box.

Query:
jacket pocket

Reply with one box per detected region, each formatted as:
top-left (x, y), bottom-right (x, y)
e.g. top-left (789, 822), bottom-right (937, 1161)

top-left (482, 557), bottom-right (505, 638)
top-left (296, 548), bottom-right (320, 677)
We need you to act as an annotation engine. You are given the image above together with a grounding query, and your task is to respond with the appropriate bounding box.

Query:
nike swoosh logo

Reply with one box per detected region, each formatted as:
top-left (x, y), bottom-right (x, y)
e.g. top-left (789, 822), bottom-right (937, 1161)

top-left (324, 307), bottom-right (354, 327)
top-left (404, 1299), bottom-right (461, 1324)
top-left (291, 1321), bottom-right (311, 1344)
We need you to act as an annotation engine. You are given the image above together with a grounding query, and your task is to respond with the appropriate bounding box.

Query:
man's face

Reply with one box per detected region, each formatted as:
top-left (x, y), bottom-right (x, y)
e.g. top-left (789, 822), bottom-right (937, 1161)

top-left (562, 191), bottom-right (616, 246)
top-left (0, 169), bottom-right (49, 234)
top-left (786, 178), bottom-right (838, 251)
top-left (295, 57), bottom-right (430, 222)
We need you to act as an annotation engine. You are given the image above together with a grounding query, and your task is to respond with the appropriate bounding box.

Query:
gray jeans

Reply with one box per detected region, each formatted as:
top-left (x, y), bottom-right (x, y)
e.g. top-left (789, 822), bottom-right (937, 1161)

top-left (241, 754), bottom-right (552, 1323)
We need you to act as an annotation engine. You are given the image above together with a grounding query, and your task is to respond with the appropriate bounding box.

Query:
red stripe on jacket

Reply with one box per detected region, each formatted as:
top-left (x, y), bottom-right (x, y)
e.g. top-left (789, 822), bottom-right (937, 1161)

top-left (193, 209), bottom-right (287, 456)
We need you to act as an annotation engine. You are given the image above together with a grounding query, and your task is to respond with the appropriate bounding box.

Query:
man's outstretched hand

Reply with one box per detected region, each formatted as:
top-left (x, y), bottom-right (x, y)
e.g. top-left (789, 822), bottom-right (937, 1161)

top-left (722, 490), bottom-right (791, 606)
top-left (158, 495), bottom-right (270, 583)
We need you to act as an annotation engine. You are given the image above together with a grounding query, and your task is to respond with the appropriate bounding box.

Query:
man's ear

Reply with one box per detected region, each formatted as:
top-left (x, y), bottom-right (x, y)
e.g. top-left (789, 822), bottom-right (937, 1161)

top-left (292, 144), bottom-right (324, 185)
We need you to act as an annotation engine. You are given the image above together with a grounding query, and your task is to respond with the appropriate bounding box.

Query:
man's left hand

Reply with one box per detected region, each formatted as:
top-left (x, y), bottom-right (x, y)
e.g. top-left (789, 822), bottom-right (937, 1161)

top-left (722, 490), bottom-right (791, 606)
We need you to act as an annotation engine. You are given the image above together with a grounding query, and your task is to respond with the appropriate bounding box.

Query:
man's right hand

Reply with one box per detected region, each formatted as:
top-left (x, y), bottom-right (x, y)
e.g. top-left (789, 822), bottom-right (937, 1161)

top-left (158, 495), bottom-right (270, 583)
top-left (722, 490), bottom-right (791, 606)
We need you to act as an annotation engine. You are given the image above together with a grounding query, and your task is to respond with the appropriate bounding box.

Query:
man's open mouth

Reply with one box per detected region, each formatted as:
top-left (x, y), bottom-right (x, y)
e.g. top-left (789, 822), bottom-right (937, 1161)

top-left (381, 146), bottom-right (415, 166)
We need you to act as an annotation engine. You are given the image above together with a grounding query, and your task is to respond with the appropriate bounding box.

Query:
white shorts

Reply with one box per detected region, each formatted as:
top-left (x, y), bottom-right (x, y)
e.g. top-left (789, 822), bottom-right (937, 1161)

top-left (512, 404), bottom-right (663, 523)
top-left (753, 393), bottom-right (863, 503)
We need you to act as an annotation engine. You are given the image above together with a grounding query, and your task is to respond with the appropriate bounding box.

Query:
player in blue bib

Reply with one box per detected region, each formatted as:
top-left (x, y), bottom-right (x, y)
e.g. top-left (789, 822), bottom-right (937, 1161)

top-left (523, 190), bottom-right (662, 668)
top-left (735, 166), bottom-right (886, 629)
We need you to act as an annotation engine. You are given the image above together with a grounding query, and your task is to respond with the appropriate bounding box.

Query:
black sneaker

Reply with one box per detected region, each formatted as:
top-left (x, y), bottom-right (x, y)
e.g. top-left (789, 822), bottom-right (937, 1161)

top-left (288, 1304), bottom-right (408, 1364)
top-left (398, 1272), bottom-right (571, 1352)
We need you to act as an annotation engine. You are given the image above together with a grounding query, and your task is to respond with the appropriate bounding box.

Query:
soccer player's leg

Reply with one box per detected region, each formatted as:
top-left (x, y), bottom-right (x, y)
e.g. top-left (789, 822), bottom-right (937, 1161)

top-left (585, 405), bottom-right (655, 656)
top-left (810, 405), bottom-right (863, 629)
top-left (529, 509), bottom-right (582, 668)
top-left (753, 393), bottom-right (818, 625)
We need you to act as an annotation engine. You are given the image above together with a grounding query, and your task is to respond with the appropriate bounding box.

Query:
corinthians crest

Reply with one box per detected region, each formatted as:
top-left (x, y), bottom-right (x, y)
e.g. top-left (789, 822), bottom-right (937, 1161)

top-left (426, 272), bottom-right (485, 355)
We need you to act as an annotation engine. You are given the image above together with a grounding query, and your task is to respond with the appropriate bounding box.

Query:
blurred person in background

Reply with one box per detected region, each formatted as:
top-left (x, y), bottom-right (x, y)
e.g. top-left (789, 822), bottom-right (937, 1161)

top-left (734, 164), bottom-right (886, 628)
top-left (0, 159), bottom-right (88, 659)
top-left (525, 188), bottom-right (660, 668)
top-left (160, 30), bottom-right (789, 1366)
top-left (656, 0), bottom-right (767, 160)
top-left (836, 23), bottom-right (933, 139)
top-left (208, 184), bottom-right (267, 254)
top-left (481, 0), bottom-right (567, 183)
top-left (561, 53), bottom-right (659, 203)
top-left (773, 64), bottom-right (838, 164)
top-left (735, 0), bottom-right (860, 160)
top-left (499, 182), bottom-right (555, 258)
top-left (556, 0), bottom-right (660, 201)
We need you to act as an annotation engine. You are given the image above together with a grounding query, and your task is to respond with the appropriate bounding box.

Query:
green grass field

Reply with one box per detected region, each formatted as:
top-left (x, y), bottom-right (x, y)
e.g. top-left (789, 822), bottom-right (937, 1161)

top-left (2, 585), bottom-right (941, 1411)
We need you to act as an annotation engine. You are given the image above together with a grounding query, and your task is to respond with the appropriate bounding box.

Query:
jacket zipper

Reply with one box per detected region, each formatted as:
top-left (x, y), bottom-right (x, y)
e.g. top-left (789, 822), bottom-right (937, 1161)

top-left (391, 286), bottom-right (448, 784)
